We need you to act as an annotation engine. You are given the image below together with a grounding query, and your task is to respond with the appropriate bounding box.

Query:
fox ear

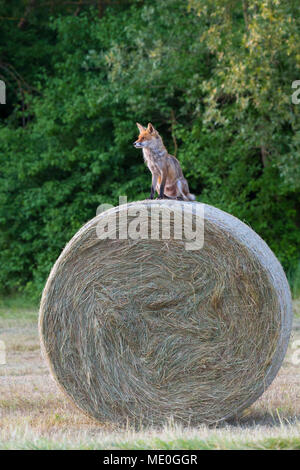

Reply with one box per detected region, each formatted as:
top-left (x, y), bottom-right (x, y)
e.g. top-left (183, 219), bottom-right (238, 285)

top-left (147, 123), bottom-right (155, 134)
top-left (136, 122), bottom-right (146, 133)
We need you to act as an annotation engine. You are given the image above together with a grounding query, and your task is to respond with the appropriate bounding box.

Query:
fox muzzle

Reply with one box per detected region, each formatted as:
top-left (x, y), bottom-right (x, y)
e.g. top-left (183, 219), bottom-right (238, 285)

top-left (133, 141), bottom-right (143, 148)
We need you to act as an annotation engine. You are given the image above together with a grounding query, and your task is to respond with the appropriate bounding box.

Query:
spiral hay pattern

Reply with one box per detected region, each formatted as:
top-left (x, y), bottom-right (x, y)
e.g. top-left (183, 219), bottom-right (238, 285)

top-left (39, 200), bottom-right (292, 426)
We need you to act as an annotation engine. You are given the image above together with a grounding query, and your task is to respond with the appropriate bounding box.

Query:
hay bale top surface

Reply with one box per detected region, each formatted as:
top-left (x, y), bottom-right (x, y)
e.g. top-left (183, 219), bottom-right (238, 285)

top-left (39, 200), bottom-right (292, 426)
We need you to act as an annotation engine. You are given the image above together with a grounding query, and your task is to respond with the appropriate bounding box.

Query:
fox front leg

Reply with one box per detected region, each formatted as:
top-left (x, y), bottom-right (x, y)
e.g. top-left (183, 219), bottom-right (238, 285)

top-left (150, 173), bottom-right (158, 200)
top-left (158, 173), bottom-right (167, 199)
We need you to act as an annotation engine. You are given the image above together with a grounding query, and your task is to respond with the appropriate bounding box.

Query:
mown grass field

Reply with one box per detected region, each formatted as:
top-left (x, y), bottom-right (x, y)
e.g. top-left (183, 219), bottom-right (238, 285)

top-left (0, 297), bottom-right (300, 450)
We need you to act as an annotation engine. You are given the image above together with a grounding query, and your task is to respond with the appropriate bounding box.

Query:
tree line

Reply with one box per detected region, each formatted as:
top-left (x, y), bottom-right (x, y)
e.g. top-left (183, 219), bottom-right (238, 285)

top-left (0, 0), bottom-right (299, 298)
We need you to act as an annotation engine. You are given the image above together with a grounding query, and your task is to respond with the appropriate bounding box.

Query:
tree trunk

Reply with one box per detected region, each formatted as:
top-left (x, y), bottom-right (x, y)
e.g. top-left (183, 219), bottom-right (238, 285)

top-left (242, 0), bottom-right (249, 32)
top-left (261, 145), bottom-right (269, 168)
top-left (18, 0), bottom-right (36, 29)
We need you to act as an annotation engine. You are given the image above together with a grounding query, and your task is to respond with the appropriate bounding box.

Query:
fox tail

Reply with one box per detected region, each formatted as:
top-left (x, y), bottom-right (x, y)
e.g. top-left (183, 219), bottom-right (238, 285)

top-left (177, 179), bottom-right (196, 201)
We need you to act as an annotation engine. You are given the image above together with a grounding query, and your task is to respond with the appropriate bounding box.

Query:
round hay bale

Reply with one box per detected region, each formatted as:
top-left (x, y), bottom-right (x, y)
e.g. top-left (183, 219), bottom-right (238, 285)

top-left (39, 200), bottom-right (292, 426)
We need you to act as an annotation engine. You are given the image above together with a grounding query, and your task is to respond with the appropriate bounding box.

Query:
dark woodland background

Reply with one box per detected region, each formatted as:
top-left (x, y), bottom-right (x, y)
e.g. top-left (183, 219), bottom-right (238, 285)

top-left (0, 0), bottom-right (299, 299)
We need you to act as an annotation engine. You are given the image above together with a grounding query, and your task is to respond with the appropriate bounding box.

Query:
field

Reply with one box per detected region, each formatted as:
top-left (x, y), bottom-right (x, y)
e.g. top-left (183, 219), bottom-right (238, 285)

top-left (0, 298), bottom-right (300, 450)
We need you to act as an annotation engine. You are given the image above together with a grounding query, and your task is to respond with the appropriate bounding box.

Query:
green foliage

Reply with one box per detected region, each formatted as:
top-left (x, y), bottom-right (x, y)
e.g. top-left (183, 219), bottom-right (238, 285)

top-left (288, 261), bottom-right (300, 298)
top-left (0, 0), bottom-right (299, 299)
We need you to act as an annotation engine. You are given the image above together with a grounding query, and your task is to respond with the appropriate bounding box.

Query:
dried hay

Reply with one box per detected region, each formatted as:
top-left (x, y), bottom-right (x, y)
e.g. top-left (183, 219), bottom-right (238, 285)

top-left (39, 200), bottom-right (292, 426)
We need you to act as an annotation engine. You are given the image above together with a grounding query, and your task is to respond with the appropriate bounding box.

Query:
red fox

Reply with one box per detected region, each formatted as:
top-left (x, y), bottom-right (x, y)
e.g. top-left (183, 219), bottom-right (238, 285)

top-left (133, 122), bottom-right (195, 201)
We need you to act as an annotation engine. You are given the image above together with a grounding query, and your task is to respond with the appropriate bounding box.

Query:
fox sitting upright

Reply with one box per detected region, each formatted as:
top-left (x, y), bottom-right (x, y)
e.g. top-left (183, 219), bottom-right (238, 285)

top-left (133, 122), bottom-right (195, 201)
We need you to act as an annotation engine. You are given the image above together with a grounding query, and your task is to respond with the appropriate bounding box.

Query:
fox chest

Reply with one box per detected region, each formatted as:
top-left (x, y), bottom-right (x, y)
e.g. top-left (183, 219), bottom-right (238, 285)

top-left (143, 150), bottom-right (164, 174)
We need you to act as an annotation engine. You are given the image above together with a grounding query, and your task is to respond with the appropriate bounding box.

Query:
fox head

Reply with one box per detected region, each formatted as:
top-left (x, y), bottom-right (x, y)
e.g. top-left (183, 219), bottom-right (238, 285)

top-left (133, 122), bottom-right (159, 149)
